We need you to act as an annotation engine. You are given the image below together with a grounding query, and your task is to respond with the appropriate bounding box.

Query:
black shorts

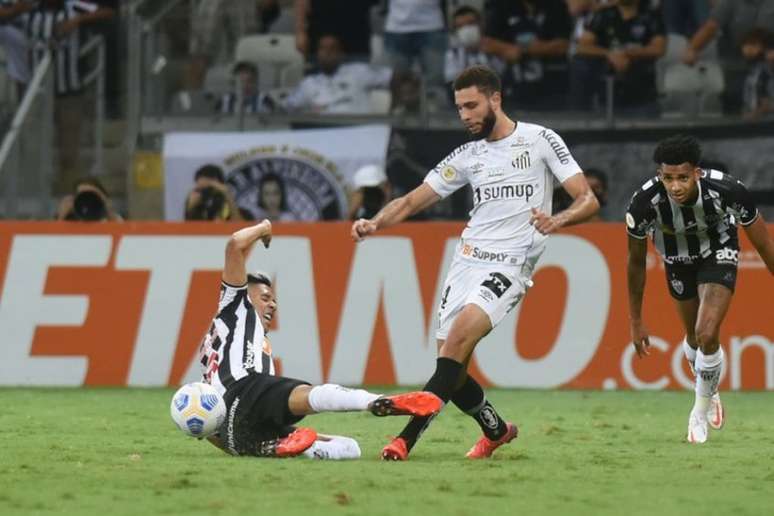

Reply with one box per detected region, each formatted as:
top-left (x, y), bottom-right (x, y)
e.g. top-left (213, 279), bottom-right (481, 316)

top-left (664, 250), bottom-right (738, 300)
top-left (221, 373), bottom-right (310, 456)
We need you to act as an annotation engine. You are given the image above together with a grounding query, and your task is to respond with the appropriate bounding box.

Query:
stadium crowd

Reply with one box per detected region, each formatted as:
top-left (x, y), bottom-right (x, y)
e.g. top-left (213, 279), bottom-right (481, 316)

top-left (163, 0), bottom-right (774, 118)
top-left (0, 1), bottom-right (772, 222)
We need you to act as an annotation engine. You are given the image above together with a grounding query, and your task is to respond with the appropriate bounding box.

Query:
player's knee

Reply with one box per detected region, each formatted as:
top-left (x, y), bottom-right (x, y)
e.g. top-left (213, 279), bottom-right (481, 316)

top-left (695, 325), bottom-right (720, 353)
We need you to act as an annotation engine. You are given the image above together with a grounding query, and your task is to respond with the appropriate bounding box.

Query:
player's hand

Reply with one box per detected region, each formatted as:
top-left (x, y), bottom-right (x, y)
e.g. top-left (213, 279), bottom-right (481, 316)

top-left (530, 208), bottom-right (561, 235)
top-left (681, 47), bottom-right (698, 66)
top-left (607, 51), bottom-right (629, 73)
top-left (351, 218), bottom-right (377, 242)
top-left (631, 320), bottom-right (651, 358)
top-left (258, 219), bottom-right (272, 248)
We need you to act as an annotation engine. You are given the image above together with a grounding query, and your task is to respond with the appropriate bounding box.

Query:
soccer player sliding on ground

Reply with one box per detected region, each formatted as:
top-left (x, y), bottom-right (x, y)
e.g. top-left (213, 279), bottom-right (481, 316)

top-left (351, 65), bottom-right (599, 460)
top-left (200, 219), bottom-right (442, 459)
top-left (626, 135), bottom-right (774, 443)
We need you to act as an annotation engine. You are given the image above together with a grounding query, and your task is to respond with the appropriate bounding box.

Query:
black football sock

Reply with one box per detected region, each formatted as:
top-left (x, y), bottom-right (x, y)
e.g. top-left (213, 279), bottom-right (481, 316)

top-left (451, 375), bottom-right (508, 441)
top-left (398, 357), bottom-right (463, 451)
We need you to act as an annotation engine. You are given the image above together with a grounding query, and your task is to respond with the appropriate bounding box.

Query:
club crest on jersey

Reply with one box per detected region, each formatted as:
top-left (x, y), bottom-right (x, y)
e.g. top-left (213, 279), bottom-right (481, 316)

top-left (625, 212), bottom-right (636, 229)
top-left (512, 151), bottom-right (531, 170)
top-left (671, 279), bottom-right (684, 295)
top-left (441, 165), bottom-right (457, 182)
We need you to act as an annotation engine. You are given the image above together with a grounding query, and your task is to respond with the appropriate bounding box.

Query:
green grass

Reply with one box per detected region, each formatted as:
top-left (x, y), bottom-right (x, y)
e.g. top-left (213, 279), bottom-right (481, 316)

top-left (1, 389), bottom-right (773, 516)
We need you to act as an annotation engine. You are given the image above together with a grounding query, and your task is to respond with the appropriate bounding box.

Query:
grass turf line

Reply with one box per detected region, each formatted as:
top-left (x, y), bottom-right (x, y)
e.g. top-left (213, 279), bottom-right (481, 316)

top-left (1, 388), bottom-right (773, 516)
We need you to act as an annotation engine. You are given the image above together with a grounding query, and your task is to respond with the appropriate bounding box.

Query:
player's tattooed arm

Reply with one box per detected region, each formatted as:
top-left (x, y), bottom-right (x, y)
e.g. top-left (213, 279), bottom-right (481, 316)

top-left (223, 220), bottom-right (272, 285)
top-left (351, 183), bottom-right (440, 241)
top-left (743, 215), bottom-right (774, 275)
top-left (627, 235), bottom-right (651, 357)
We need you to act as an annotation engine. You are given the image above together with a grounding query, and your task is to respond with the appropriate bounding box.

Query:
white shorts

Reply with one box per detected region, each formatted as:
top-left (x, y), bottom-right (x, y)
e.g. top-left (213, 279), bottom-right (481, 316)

top-left (435, 244), bottom-right (544, 340)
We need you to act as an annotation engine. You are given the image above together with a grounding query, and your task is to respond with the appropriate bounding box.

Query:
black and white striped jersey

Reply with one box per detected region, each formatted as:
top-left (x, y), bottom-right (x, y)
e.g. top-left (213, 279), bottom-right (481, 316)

top-left (27, 1), bottom-right (99, 95)
top-left (199, 282), bottom-right (275, 397)
top-left (626, 169), bottom-right (759, 264)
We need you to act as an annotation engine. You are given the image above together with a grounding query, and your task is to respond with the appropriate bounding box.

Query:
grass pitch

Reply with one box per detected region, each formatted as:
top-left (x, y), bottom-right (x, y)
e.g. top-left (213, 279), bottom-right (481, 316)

top-left (1, 389), bottom-right (773, 516)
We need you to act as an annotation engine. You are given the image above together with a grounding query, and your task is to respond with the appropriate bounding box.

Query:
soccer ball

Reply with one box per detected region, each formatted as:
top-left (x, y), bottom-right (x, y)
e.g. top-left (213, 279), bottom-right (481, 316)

top-left (170, 382), bottom-right (226, 438)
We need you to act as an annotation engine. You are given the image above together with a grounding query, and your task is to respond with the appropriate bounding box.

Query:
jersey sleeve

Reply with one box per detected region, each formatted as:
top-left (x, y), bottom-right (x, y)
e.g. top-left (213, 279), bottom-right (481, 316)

top-left (725, 176), bottom-right (759, 226)
top-left (537, 128), bottom-right (581, 183)
top-left (218, 281), bottom-right (248, 312)
top-left (625, 190), bottom-right (656, 239)
top-left (423, 145), bottom-right (471, 199)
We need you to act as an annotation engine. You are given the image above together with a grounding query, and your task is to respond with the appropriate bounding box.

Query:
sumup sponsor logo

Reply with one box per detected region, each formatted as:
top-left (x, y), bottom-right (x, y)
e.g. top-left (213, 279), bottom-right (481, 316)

top-left (473, 183), bottom-right (534, 204)
top-left (539, 129), bottom-right (571, 165)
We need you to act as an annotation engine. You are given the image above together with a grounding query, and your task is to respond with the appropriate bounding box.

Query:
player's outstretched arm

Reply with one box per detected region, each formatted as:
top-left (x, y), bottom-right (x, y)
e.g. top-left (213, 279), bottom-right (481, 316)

top-left (743, 215), bottom-right (774, 275)
top-left (223, 220), bottom-right (272, 286)
top-left (627, 235), bottom-right (651, 358)
top-left (530, 173), bottom-right (599, 234)
top-left (351, 183), bottom-right (440, 241)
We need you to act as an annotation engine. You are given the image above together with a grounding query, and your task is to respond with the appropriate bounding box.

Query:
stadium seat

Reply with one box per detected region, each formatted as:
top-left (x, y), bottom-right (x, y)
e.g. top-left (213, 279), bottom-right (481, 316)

top-left (656, 34), bottom-right (687, 94)
top-left (279, 61), bottom-right (305, 89)
top-left (203, 65), bottom-right (233, 96)
top-left (235, 35), bottom-right (304, 90)
top-left (369, 89), bottom-right (392, 114)
top-left (662, 61), bottom-right (724, 118)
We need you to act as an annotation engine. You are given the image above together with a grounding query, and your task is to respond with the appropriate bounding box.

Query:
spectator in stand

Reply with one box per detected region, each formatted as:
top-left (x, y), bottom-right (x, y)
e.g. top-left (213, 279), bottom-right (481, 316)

top-left (27, 0), bottom-right (115, 194)
top-left (215, 61), bottom-right (275, 115)
top-left (348, 164), bottom-right (391, 220)
top-left (482, 0), bottom-right (573, 110)
top-left (444, 6), bottom-right (504, 88)
top-left (187, 0), bottom-right (280, 90)
top-left (741, 28), bottom-right (774, 120)
top-left (184, 165), bottom-right (244, 221)
top-left (57, 177), bottom-right (122, 222)
top-left (566, 0), bottom-right (614, 55)
top-left (294, 0), bottom-right (377, 62)
top-left (254, 173), bottom-right (296, 222)
top-left (284, 34), bottom-right (392, 114)
top-left (0, 1), bottom-right (37, 97)
top-left (574, 0), bottom-right (666, 116)
top-left (390, 69), bottom-right (422, 116)
top-left (682, 0), bottom-right (774, 114)
top-left (383, 0), bottom-right (447, 100)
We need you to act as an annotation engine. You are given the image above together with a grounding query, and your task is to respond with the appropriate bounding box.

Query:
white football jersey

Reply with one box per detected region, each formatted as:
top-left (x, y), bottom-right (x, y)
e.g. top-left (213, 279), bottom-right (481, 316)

top-left (424, 121), bottom-right (581, 261)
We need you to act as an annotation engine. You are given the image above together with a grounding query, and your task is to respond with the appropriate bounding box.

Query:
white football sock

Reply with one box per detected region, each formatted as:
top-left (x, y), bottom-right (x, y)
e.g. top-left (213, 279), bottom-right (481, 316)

top-left (693, 348), bottom-right (724, 412)
top-left (307, 384), bottom-right (381, 413)
top-left (682, 338), bottom-right (697, 368)
top-left (302, 436), bottom-right (361, 460)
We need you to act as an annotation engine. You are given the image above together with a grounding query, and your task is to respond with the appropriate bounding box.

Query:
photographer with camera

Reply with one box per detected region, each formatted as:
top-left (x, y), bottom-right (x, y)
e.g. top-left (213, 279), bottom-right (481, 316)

top-left (185, 165), bottom-right (244, 221)
top-left (56, 177), bottom-right (122, 221)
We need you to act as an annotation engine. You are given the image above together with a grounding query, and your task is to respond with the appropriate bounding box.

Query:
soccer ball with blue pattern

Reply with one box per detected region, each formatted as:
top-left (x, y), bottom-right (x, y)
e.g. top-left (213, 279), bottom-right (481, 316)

top-left (170, 382), bottom-right (226, 438)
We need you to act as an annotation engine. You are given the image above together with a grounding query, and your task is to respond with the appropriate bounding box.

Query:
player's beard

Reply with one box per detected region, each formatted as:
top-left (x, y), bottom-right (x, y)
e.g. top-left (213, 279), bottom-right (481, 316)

top-left (470, 107), bottom-right (497, 140)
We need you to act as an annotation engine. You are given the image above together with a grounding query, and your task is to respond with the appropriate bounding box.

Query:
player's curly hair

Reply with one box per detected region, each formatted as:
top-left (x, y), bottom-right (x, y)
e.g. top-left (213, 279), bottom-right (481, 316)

top-left (653, 135), bottom-right (702, 166)
top-left (453, 65), bottom-right (501, 96)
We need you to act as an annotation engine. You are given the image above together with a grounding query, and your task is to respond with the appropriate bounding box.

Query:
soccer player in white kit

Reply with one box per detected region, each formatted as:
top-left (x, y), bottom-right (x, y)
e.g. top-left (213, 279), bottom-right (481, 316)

top-left (351, 65), bottom-right (600, 460)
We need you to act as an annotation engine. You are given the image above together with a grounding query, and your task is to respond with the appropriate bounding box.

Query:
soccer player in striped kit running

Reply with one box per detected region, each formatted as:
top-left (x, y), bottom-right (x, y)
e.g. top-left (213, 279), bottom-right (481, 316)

top-left (200, 220), bottom-right (442, 459)
top-left (626, 135), bottom-right (774, 443)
